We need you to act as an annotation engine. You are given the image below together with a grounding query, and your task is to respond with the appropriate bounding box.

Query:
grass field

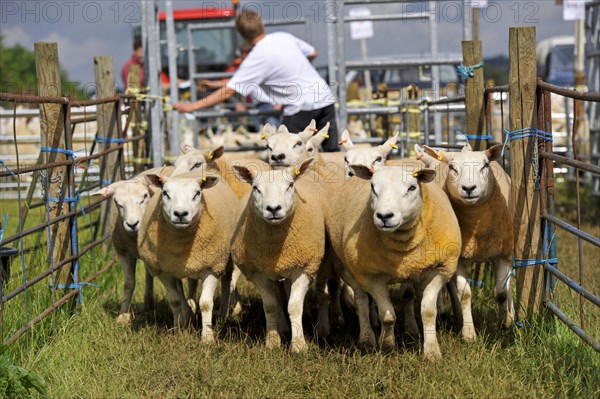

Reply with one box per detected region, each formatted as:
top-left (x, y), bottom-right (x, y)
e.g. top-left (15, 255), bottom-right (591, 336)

top-left (1, 182), bottom-right (599, 398)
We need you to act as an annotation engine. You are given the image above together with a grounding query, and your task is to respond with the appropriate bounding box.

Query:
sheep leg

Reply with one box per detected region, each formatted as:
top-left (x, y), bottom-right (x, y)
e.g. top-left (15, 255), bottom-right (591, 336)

top-left (250, 273), bottom-right (285, 349)
top-left (418, 271), bottom-right (446, 362)
top-left (218, 259), bottom-right (233, 321)
top-left (143, 267), bottom-right (154, 311)
top-left (367, 280), bottom-right (396, 352)
top-left (187, 279), bottom-right (199, 314)
top-left (230, 265), bottom-right (243, 317)
top-left (117, 254), bottom-right (136, 324)
top-left (329, 276), bottom-right (345, 326)
top-left (314, 270), bottom-right (331, 339)
top-left (158, 275), bottom-right (192, 330)
top-left (494, 258), bottom-right (514, 329)
top-left (287, 273), bottom-right (311, 353)
top-left (199, 274), bottom-right (219, 343)
top-left (340, 270), bottom-right (375, 347)
top-left (455, 260), bottom-right (476, 341)
top-left (399, 282), bottom-right (420, 343)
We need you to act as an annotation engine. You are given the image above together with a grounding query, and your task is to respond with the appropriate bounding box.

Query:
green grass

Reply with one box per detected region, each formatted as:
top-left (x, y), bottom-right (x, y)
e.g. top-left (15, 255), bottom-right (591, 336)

top-left (1, 181), bottom-right (599, 398)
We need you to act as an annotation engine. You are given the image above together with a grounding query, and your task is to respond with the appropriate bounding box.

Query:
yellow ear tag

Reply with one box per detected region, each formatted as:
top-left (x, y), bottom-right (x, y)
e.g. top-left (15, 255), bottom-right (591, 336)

top-left (389, 143), bottom-right (398, 149)
top-left (412, 169), bottom-right (421, 178)
top-left (437, 150), bottom-right (444, 161)
top-left (261, 133), bottom-right (269, 140)
top-left (207, 151), bottom-right (213, 160)
top-left (321, 134), bottom-right (329, 139)
top-left (294, 166), bottom-right (301, 176)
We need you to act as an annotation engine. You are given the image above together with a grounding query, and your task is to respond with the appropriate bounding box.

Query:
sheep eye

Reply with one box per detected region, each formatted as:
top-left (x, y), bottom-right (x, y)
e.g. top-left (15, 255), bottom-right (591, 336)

top-left (482, 162), bottom-right (490, 170)
top-left (294, 140), bottom-right (303, 147)
top-left (114, 201), bottom-right (123, 208)
top-left (307, 147), bottom-right (314, 152)
top-left (371, 184), bottom-right (378, 197)
top-left (193, 191), bottom-right (201, 200)
top-left (252, 186), bottom-right (261, 194)
top-left (374, 156), bottom-right (383, 163)
top-left (191, 162), bottom-right (203, 170)
top-left (265, 145), bottom-right (272, 151)
top-left (143, 193), bottom-right (149, 200)
top-left (449, 164), bottom-right (458, 173)
top-left (408, 185), bottom-right (417, 192)
top-left (162, 191), bottom-right (170, 200)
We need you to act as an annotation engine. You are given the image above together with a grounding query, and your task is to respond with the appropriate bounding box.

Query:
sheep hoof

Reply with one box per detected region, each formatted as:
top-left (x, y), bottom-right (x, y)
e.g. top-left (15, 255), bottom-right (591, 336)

top-left (201, 333), bottom-right (216, 345)
top-left (290, 338), bottom-right (308, 353)
top-left (423, 343), bottom-right (442, 362)
top-left (461, 325), bottom-right (477, 341)
top-left (265, 331), bottom-right (282, 349)
top-left (317, 322), bottom-right (331, 339)
top-left (187, 299), bottom-right (198, 314)
top-left (358, 333), bottom-right (376, 349)
top-left (116, 313), bottom-right (133, 324)
top-left (231, 301), bottom-right (243, 317)
top-left (404, 324), bottom-right (421, 344)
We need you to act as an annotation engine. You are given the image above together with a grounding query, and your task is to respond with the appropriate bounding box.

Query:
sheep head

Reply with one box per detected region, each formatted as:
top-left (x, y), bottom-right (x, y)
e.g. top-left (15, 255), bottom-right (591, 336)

top-left (145, 174), bottom-right (219, 229)
top-left (343, 133), bottom-right (399, 181)
top-left (264, 121), bottom-right (318, 166)
top-left (172, 144), bottom-right (225, 175)
top-left (233, 158), bottom-right (315, 225)
top-left (351, 163), bottom-right (435, 232)
top-left (305, 122), bottom-right (331, 157)
top-left (91, 180), bottom-right (150, 233)
top-left (423, 144), bottom-right (502, 205)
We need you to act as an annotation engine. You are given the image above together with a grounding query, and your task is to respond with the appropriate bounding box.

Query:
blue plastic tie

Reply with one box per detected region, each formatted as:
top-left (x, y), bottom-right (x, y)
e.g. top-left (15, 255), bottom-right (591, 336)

top-left (502, 257), bottom-right (558, 289)
top-left (501, 128), bottom-right (553, 156)
top-left (100, 180), bottom-right (115, 186)
top-left (0, 160), bottom-right (17, 177)
top-left (40, 146), bottom-right (79, 162)
top-left (458, 131), bottom-right (494, 141)
top-left (0, 214), bottom-right (8, 242)
top-left (456, 62), bottom-right (484, 82)
top-left (95, 136), bottom-right (126, 144)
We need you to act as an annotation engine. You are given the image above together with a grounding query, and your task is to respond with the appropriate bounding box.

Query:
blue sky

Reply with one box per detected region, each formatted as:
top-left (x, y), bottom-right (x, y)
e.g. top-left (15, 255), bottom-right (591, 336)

top-left (1, 0), bottom-right (576, 86)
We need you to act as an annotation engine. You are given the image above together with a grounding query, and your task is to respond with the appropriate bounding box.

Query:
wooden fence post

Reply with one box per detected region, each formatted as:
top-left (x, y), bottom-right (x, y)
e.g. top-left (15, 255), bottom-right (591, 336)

top-left (462, 40), bottom-right (485, 151)
top-left (127, 64), bottom-right (145, 175)
top-left (35, 42), bottom-right (72, 286)
top-left (94, 56), bottom-right (121, 237)
top-left (508, 26), bottom-right (544, 322)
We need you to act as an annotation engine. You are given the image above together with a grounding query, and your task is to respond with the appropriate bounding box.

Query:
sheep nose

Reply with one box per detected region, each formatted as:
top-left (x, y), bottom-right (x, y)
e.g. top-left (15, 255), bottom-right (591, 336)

top-left (173, 210), bottom-right (189, 220)
top-left (266, 205), bottom-right (282, 214)
top-left (270, 153), bottom-right (286, 162)
top-left (126, 221), bottom-right (139, 230)
top-left (462, 185), bottom-right (477, 194)
top-left (376, 212), bottom-right (394, 222)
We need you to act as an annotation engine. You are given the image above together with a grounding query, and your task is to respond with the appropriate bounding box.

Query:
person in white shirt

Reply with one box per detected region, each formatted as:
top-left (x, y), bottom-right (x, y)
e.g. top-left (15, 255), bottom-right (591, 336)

top-left (173, 9), bottom-right (339, 151)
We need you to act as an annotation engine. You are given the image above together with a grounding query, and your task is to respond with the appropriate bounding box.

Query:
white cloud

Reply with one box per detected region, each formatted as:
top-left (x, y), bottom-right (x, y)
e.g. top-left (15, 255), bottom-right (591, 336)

top-left (2, 24), bottom-right (34, 47)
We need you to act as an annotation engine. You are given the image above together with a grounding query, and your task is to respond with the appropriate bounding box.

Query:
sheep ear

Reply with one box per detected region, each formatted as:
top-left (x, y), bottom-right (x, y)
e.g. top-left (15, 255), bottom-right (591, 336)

top-left (145, 174), bottom-right (166, 188)
top-left (485, 144), bottom-right (503, 161)
top-left (377, 132), bottom-right (399, 158)
top-left (309, 122), bottom-right (330, 147)
top-left (232, 165), bottom-right (255, 185)
top-left (200, 175), bottom-right (219, 190)
top-left (339, 130), bottom-right (354, 151)
top-left (180, 143), bottom-right (195, 154)
top-left (461, 143), bottom-right (473, 152)
top-left (90, 186), bottom-right (112, 198)
top-left (292, 157), bottom-right (315, 181)
top-left (350, 164), bottom-right (373, 181)
top-left (423, 145), bottom-right (451, 163)
top-left (413, 168), bottom-right (436, 184)
top-left (207, 145), bottom-right (224, 161)
top-left (277, 125), bottom-right (290, 134)
top-left (261, 123), bottom-right (276, 139)
top-left (299, 120), bottom-right (319, 143)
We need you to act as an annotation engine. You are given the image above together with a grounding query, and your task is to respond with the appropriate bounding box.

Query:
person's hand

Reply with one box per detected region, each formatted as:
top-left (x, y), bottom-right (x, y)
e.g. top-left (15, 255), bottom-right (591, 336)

top-left (173, 102), bottom-right (197, 113)
top-left (199, 80), bottom-right (222, 89)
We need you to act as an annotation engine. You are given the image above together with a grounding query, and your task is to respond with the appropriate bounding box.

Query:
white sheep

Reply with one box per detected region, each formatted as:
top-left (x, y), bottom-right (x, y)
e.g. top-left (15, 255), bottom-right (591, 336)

top-left (339, 130), bottom-right (399, 180)
top-left (138, 172), bottom-right (238, 342)
top-left (231, 158), bottom-right (327, 352)
top-left (422, 144), bottom-right (514, 339)
top-left (91, 166), bottom-right (175, 324)
top-left (327, 161), bottom-right (462, 361)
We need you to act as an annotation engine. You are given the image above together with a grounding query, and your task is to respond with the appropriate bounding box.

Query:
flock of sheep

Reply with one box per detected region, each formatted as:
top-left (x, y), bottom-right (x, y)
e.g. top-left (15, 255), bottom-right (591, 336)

top-left (93, 120), bottom-right (514, 361)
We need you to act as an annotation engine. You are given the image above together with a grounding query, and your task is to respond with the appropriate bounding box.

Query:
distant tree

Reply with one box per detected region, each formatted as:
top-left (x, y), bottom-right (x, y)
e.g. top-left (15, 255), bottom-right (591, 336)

top-left (0, 35), bottom-right (88, 100)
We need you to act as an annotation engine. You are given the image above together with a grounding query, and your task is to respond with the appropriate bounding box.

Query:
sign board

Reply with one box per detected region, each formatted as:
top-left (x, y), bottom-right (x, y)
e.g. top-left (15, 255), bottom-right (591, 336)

top-left (563, 0), bottom-right (587, 20)
top-left (470, 0), bottom-right (488, 8)
top-left (349, 7), bottom-right (374, 40)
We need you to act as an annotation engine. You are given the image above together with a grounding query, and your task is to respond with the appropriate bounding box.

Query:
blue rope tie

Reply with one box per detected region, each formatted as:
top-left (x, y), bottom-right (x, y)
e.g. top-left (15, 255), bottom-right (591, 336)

top-left (0, 214), bottom-right (8, 242)
top-left (40, 146), bottom-right (79, 162)
top-left (95, 136), bottom-right (126, 144)
top-left (502, 257), bottom-right (559, 289)
top-left (100, 180), bottom-right (115, 186)
top-left (0, 160), bottom-right (17, 177)
top-left (501, 128), bottom-right (553, 156)
top-left (457, 131), bottom-right (494, 141)
top-left (466, 278), bottom-right (484, 287)
top-left (456, 62), bottom-right (484, 82)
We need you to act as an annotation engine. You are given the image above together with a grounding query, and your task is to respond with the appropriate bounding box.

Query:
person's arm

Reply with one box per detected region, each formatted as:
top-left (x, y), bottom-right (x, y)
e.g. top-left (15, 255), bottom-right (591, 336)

top-left (173, 85), bottom-right (236, 113)
top-left (307, 49), bottom-right (318, 62)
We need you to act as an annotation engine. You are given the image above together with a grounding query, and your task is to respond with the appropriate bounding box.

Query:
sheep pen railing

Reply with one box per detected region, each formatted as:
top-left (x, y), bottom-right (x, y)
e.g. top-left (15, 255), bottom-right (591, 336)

top-left (0, 43), bottom-right (149, 351)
